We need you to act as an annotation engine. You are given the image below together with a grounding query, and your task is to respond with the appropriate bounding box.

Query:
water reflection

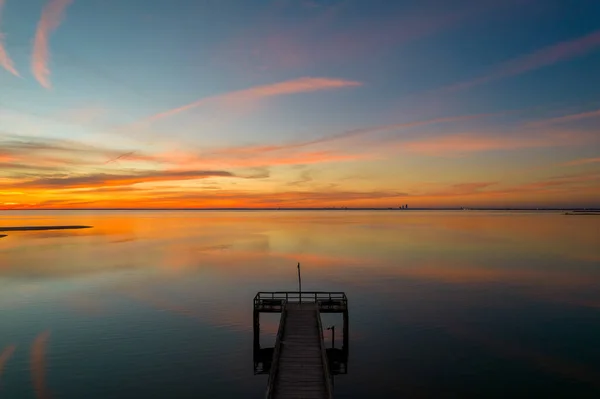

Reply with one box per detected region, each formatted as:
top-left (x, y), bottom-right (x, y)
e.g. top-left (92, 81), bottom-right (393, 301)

top-left (0, 211), bottom-right (598, 398)
top-left (0, 344), bottom-right (17, 381)
top-left (31, 331), bottom-right (52, 399)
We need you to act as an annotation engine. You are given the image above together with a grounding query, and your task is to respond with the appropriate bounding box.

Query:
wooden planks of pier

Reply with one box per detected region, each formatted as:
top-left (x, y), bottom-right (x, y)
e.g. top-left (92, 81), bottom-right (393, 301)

top-left (254, 292), bottom-right (348, 399)
top-left (271, 303), bottom-right (331, 399)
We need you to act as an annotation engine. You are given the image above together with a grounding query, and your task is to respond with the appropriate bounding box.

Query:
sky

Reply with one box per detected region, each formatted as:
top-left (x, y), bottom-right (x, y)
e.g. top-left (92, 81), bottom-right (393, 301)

top-left (0, 0), bottom-right (599, 209)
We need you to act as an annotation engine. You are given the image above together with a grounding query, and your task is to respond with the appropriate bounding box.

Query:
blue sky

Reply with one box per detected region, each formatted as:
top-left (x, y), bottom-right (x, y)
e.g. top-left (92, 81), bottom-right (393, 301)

top-left (0, 0), bottom-right (599, 208)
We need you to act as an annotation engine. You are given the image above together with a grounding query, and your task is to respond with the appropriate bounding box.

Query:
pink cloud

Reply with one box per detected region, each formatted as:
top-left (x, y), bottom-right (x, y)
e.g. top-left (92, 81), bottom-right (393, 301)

top-left (31, 0), bottom-right (74, 89)
top-left (226, 12), bottom-right (460, 74)
top-left (140, 77), bottom-right (362, 124)
top-left (561, 157), bottom-right (600, 167)
top-left (399, 130), bottom-right (593, 156)
top-left (0, 0), bottom-right (19, 76)
top-left (526, 108), bottom-right (600, 128)
top-left (442, 29), bottom-right (600, 93)
top-left (139, 113), bottom-right (496, 169)
top-left (215, 1), bottom-right (526, 76)
top-left (185, 112), bottom-right (499, 158)
top-left (155, 147), bottom-right (371, 170)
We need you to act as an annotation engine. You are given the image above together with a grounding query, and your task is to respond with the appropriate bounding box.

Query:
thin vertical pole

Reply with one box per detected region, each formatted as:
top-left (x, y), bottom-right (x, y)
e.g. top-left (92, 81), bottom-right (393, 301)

top-left (331, 325), bottom-right (335, 348)
top-left (343, 310), bottom-right (349, 354)
top-left (297, 262), bottom-right (302, 303)
top-left (253, 310), bottom-right (260, 353)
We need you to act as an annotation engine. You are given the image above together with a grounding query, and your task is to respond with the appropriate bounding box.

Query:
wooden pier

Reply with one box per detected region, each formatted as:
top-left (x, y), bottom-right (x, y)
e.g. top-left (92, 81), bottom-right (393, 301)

top-left (253, 292), bottom-right (349, 399)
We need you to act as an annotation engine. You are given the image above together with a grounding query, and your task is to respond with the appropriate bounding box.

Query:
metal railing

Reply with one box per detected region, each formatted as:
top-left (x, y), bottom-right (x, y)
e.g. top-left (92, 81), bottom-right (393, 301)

top-left (254, 291), bottom-right (347, 309)
top-left (265, 301), bottom-right (288, 399)
top-left (315, 303), bottom-right (334, 399)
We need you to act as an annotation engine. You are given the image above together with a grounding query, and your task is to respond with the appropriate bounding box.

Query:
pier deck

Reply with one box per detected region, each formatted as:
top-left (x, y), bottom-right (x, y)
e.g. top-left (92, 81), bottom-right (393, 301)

top-left (270, 303), bottom-right (331, 399)
top-left (254, 292), bottom-right (348, 399)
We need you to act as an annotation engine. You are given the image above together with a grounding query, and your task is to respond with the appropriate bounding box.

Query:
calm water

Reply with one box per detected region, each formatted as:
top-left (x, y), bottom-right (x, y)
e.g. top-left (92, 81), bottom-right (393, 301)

top-left (1, 210), bottom-right (599, 398)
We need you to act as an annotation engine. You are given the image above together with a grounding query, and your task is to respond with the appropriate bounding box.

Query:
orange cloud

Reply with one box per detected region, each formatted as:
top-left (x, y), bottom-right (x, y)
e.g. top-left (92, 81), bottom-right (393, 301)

top-left (139, 77), bottom-right (361, 124)
top-left (14, 170), bottom-right (239, 189)
top-left (0, 344), bottom-right (16, 381)
top-left (30, 330), bottom-right (52, 399)
top-left (0, 133), bottom-right (151, 170)
top-left (561, 157), bottom-right (600, 167)
top-left (148, 112), bottom-right (495, 169)
top-left (0, 0), bottom-right (19, 76)
top-left (31, 0), bottom-right (73, 89)
top-left (443, 29), bottom-right (600, 93)
top-left (159, 148), bottom-right (371, 170)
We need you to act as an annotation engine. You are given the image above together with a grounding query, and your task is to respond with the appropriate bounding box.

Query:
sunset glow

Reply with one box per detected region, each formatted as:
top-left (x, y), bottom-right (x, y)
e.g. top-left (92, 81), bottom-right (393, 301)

top-left (1, 0), bottom-right (599, 209)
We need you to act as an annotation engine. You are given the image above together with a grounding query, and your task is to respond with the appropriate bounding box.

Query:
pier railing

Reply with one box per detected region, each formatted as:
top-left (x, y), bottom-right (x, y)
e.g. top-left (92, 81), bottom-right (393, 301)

top-left (315, 303), bottom-right (334, 398)
top-left (265, 302), bottom-right (288, 399)
top-left (254, 291), bottom-right (347, 313)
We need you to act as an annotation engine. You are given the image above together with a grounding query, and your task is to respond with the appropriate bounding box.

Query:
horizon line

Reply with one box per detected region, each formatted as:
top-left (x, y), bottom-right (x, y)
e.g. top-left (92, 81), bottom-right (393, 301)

top-left (1, 207), bottom-right (598, 211)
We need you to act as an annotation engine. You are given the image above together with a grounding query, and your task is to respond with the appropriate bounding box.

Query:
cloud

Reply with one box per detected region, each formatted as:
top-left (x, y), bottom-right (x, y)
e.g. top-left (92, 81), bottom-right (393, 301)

top-left (30, 330), bottom-right (52, 399)
top-left (431, 182), bottom-right (499, 196)
top-left (561, 157), bottom-right (600, 167)
top-left (31, 0), bottom-right (74, 89)
top-left (214, 1), bottom-right (524, 75)
top-left (442, 29), bottom-right (600, 93)
top-left (0, 0), bottom-right (19, 76)
top-left (15, 170), bottom-right (238, 189)
top-left (525, 108), bottom-right (600, 128)
top-left (398, 130), bottom-right (594, 156)
top-left (288, 170), bottom-right (313, 186)
top-left (302, 112), bottom-right (500, 147)
top-left (138, 77), bottom-right (361, 124)
top-left (3, 112), bottom-right (495, 181)
top-left (423, 172), bottom-right (600, 200)
top-left (155, 112), bottom-right (496, 168)
top-left (0, 134), bottom-right (149, 169)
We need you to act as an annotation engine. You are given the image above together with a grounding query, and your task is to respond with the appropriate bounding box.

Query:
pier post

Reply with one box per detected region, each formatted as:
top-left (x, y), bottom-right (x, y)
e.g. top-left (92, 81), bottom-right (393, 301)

top-left (253, 309), bottom-right (260, 353)
top-left (343, 309), bottom-right (349, 355)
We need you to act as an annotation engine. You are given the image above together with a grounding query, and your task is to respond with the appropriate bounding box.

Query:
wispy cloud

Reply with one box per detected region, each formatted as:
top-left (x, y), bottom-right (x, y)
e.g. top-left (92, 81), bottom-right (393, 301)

top-left (0, 134), bottom-right (138, 169)
top-left (0, 0), bottom-right (19, 76)
top-left (30, 330), bottom-right (52, 399)
top-left (31, 0), bottom-right (74, 89)
top-left (15, 170), bottom-right (240, 189)
top-left (166, 112), bottom-right (498, 165)
top-left (397, 130), bottom-right (595, 156)
top-left (139, 77), bottom-right (361, 124)
top-left (442, 29), bottom-right (600, 93)
top-left (526, 108), bottom-right (600, 128)
top-left (561, 157), bottom-right (600, 167)
top-left (215, 0), bottom-right (524, 75)
top-left (303, 112), bottom-right (500, 147)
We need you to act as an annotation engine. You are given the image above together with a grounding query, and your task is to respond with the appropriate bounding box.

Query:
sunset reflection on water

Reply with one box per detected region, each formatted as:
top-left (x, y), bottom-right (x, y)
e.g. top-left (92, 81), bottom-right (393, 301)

top-left (0, 211), bottom-right (599, 398)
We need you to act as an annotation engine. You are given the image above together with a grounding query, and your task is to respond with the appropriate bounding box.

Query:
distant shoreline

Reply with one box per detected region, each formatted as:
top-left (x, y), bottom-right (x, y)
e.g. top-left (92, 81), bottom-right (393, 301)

top-left (0, 208), bottom-right (598, 212)
top-left (564, 212), bottom-right (600, 216)
top-left (0, 226), bottom-right (92, 232)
